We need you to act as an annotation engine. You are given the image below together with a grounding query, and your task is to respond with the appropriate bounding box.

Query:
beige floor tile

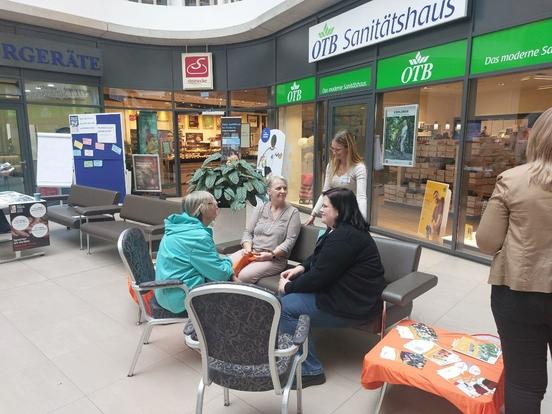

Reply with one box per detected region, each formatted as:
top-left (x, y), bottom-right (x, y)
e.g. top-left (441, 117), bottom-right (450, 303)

top-left (53, 263), bottom-right (126, 292)
top-left (188, 394), bottom-right (262, 414)
top-left (89, 357), bottom-right (221, 414)
top-left (0, 260), bottom-right (47, 290)
top-left (331, 387), bottom-right (380, 414)
top-left (24, 309), bottom-right (132, 359)
top-left (47, 397), bottom-right (103, 414)
top-left (52, 333), bottom-right (170, 394)
top-left (145, 322), bottom-right (190, 356)
top-left (379, 384), bottom-right (461, 413)
top-left (0, 359), bottom-right (83, 414)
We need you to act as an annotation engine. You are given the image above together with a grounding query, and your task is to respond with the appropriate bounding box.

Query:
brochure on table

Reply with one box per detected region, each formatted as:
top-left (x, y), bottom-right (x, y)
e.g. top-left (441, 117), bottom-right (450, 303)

top-left (69, 113), bottom-right (126, 200)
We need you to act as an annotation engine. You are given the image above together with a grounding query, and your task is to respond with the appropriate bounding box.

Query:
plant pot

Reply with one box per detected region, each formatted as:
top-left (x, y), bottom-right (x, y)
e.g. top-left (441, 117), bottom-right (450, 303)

top-left (212, 206), bottom-right (247, 244)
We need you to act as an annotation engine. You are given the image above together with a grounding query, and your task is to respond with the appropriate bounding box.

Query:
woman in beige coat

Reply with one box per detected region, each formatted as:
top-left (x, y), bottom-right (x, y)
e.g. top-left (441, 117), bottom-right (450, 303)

top-left (477, 108), bottom-right (552, 414)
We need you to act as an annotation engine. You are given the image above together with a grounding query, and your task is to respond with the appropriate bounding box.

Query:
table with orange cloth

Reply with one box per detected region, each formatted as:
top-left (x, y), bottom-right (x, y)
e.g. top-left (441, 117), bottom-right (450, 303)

top-left (361, 320), bottom-right (504, 414)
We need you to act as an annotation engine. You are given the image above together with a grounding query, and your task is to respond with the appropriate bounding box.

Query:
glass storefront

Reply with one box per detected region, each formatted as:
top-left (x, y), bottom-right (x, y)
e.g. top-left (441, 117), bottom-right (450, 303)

top-left (278, 103), bottom-right (315, 208)
top-left (104, 88), bottom-right (177, 196)
top-left (371, 82), bottom-right (463, 246)
top-left (457, 68), bottom-right (552, 254)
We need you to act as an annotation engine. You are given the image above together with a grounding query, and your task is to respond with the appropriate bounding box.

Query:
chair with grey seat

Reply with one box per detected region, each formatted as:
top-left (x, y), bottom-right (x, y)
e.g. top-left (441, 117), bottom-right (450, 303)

top-left (184, 282), bottom-right (310, 414)
top-left (118, 227), bottom-right (189, 377)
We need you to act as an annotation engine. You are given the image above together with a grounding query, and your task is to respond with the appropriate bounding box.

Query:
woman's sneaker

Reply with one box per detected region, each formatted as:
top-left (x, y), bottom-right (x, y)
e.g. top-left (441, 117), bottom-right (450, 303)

top-left (292, 372), bottom-right (326, 389)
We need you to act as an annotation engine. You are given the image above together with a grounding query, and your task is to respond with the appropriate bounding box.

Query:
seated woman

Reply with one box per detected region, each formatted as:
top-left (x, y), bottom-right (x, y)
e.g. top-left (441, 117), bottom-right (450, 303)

top-left (230, 175), bottom-right (301, 284)
top-left (155, 191), bottom-right (234, 315)
top-left (278, 187), bottom-right (386, 388)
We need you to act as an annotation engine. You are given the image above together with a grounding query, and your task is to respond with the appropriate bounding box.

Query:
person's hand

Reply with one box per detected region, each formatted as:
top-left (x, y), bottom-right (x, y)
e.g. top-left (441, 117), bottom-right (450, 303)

top-left (304, 215), bottom-right (315, 226)
top-left (281, 265), bottom-right (305, 280)
top-left (278, 276), bottom-right (289, 294)
top-left (253, 251), bottom-right (273, 262)
top-left (242, 244), bottom-right (252, 255)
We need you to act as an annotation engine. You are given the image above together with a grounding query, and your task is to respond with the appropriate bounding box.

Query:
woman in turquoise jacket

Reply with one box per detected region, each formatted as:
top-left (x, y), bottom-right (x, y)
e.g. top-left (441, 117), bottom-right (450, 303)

top-left (155, 191), bottom-right (233, 314)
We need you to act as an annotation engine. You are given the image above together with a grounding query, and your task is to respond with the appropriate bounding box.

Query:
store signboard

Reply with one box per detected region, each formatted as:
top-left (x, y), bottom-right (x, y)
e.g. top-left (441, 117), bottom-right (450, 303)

top-left (471, 18), bottom-right (552, 75)
top-left (319, 67), bottom-right (372, 96)
top-left (0, 33), bottom-right (102, 76)
top-left (182, 52), bottom-right (213, 90)
top-left (308, 0), bottom-right (468, 63)
top-left (376, 40), bottom-right (467, 89)
top-left (276, 77), bottom-right (315, 106)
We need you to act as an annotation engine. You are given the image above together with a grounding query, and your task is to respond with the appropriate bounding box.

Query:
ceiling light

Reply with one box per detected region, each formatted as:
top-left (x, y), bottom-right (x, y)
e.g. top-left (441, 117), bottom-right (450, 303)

top-left (497, 82), bottom-right (505, 86)
top-left (433, 121), bottom-right (439, 130)
top-left (537, 85), bottom-right (552, 90)
top-left (24, 89), bottom-right (31, 93)
top-left (35, 86), bottom-right (42, 90)
top-left (47, 83), bottom-right (55, 87)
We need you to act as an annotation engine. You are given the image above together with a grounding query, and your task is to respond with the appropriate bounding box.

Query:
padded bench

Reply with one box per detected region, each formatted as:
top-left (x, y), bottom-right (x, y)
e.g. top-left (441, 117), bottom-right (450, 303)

top-left (80, 194), bottom-right (183, 254)
top-left (218, 225), bottom-right (438, 335)
top-left (43, 184), bottom-right (120, 249)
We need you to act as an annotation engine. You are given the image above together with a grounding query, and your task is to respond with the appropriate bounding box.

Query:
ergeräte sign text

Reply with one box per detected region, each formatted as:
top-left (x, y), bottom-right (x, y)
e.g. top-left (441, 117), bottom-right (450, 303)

top-left (308, 0), bottom-right (468, 63)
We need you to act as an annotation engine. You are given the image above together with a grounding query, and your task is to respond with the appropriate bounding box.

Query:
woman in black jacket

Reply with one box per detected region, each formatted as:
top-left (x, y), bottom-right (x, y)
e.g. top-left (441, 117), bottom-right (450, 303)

top-left (278, 187), bottom-right (386, 388)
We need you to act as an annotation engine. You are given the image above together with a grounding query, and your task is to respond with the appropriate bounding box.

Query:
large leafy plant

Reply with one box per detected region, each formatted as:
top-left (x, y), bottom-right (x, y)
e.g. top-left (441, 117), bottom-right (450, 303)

top-left (188, 153), bottom-right (267, 211)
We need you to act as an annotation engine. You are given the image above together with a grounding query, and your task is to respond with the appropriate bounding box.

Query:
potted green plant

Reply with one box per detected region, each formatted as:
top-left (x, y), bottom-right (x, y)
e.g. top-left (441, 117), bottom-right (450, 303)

top-left (188, 152), bottom-right (267, 211)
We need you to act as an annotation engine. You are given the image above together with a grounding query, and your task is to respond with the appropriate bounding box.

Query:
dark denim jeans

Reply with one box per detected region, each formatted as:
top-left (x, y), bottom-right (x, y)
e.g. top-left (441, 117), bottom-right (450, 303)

top-left (491, 285), bottom-right (552, 414)
top-left (279, 292), bottom-right (358, 376)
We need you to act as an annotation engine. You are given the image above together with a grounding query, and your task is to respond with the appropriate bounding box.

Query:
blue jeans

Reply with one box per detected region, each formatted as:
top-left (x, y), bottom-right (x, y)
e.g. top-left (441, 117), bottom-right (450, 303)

top-left (279, 292), bottom-right (357, 376)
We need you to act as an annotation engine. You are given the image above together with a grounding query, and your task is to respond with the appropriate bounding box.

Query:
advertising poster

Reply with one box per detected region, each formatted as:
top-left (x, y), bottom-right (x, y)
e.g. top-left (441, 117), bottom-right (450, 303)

top-left (221, 117), bottom-right (242, 161)
top-left (417, 180), bottom-right (451, 243)
top-left (137, 111), bottom-right (159, 154)
top-left (383, 104), bottom-right (418, 167)
top-left (132, 154), bottom-right (162, 192)
top-left (257, 128), bottom-right (285, 178)
top-left (9, 201), bottom-right (50, 251)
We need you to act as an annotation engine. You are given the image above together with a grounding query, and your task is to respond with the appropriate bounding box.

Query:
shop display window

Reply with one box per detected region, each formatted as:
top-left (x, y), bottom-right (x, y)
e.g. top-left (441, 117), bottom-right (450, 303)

top-left (278, 103), bottom-right (315, 208)
top-left (25, 81), bottom-right (99, 106)
top-left (175, 90), bottom-right (226, 109)
top-left (230, 87), bottom-right (271, 109)
top-left (371, 82), bottom-right (463, 246)
top-left (0, 78), bottom-right (22, 100)
top-left (457, 69), bottom-right (552, 254)
top-left (103, 88), bottom-right (172, 110)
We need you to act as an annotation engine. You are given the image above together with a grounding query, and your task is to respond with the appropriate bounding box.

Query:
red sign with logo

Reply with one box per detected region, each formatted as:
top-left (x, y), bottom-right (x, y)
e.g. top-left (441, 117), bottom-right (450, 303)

top-left (182, 53), bottom-right (213, 90)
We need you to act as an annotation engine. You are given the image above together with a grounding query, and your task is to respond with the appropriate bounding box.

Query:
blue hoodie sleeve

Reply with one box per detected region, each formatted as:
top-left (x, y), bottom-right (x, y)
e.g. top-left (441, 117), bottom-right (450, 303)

top-left (189, 234), bottom-right (233, 281)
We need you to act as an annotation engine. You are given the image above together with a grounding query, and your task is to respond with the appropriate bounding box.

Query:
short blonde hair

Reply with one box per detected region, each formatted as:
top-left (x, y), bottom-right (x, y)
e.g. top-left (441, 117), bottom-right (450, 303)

top-left (526, 107), bottom-right (552, 191)
top-left (329, 130), bottom-right (363, 177)
top-left (184, 191), bottom-right (214, 218)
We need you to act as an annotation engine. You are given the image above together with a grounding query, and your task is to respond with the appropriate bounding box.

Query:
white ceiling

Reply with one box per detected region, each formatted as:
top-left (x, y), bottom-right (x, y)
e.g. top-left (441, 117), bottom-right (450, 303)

top-left (0, 0), bottom-right (344, 45)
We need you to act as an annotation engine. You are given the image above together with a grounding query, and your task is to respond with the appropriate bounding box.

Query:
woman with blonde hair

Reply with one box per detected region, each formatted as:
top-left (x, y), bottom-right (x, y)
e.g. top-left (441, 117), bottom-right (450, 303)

top-left (305, 130), bottom-right (367, 224)
top-left (155, 191), bottom-right (233, 315)
top-left (477, 107), bottom-right (552, 413)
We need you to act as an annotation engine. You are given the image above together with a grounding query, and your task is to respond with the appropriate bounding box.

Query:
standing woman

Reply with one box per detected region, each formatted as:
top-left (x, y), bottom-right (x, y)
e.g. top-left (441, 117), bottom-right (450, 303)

top-left (305, 130), bottom-right (367, 225)
top-left (476, 107), bottom-right (552, 414)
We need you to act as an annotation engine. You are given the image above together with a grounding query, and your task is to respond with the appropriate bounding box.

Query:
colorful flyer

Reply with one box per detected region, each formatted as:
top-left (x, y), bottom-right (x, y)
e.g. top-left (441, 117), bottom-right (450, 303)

top-left (83, 160), bottom-right (93, 168)
top-left (73, 140), bottom-right (83, 150)
top-left (111, 144), bottom-right (122, 155)
top-left (82, 138), bottom-right (92, 146)
top-left (73, 150), bottom-right (81, 157)
top-left (95, 142), bottom-right (105, 150)
top-left (424, 346), bottom-right (462, 366)
top-left (452, 336), bottom-right (502, 365)
top-left (418, 180), bottom-right (451, 243)
top-left (93, 160), bottom-right (103, 167)
top-left (84, 149), bottom-right (94, 157)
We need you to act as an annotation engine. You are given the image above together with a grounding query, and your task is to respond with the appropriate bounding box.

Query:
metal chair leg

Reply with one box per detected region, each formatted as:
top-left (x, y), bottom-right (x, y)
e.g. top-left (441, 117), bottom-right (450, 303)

top-left (127, 324), bottom-right (152, 377)
top-left (79, 229), bottom-right (83, 250)
top-left (296, 364), bottom-right (303, 414)
top-left (374, 382), bottom-right (388, 414)
top-left (196, 378), bottom-right (205, 414)
top-left (223, 387), bottom-right (230, 406)
top-left (136, 306), bottom-right (143, 325)
top-left (86, 233), bottom-right (91, 255)
top-left (142, 324), bottom-right (153, 344)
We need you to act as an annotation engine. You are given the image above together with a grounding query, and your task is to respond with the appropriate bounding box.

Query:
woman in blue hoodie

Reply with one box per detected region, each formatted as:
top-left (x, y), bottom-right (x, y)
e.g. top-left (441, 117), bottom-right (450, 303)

top-left (155, 191), bottom-right (234, 314)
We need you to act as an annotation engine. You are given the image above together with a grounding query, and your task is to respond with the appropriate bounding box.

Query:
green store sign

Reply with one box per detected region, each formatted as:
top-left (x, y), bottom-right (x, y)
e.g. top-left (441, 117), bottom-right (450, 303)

top-left (276, 77), bottom-right (315, 106)
top-left (471, 18), bottom-right (552, 75)
top-left (376, 40), bottom-right (467, 90)
top-left (319, 67), bottom-right (372, 96)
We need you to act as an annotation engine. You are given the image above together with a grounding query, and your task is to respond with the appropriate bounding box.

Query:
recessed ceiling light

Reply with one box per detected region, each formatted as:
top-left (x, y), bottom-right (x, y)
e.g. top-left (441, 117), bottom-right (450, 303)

top-left (47, 83), bottom-right (55, 87)
top-left (497, 82), bottom-right (505, 86)
top-left (24, 89), bottom-right (31, 93)
top-left (35, 86), bottom-right (42, 90)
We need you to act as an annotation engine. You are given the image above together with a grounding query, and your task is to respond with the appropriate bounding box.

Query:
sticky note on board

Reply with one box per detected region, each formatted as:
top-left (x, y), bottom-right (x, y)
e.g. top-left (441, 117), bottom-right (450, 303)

top-left (83, 160), bottom-right (93, 168)
top-left (111, 144), bottom-right (122, 155)
top-left (93, 160), bottom-right (103, 167)
top-left (95, 142), bottom-right (105, 150)
top-left (73, 140), bottom-right (83, 149)
top-left (84, 149), bottom-right (94, 157)
top-left (82, 138), bottom-right (92, 146)
top-left (73, 150), bottom-right (81, 157)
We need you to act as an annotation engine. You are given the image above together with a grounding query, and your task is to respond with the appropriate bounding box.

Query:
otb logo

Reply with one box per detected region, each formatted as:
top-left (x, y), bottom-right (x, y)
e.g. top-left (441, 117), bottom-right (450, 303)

top-left (185, 56), bottom-right (209, 78)
top-left (401, 52), bottom-right (433, 84)
top-left (287, 82), bottom-right (302, 103)
top-left (311, 23), bottom-right (338, 61)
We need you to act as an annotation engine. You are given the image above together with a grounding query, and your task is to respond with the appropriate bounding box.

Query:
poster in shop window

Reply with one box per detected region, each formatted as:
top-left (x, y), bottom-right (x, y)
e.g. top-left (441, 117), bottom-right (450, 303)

top-left (417, 180), bottom-right (451, 243)
top-left (9, 201), bottom-right (50, 251)
top-left (137, 111), bottom-right (159, 154)
top-left (132, 154), bottom-right (162, 192)
top-left (383, 104), bottom-right (418, 167)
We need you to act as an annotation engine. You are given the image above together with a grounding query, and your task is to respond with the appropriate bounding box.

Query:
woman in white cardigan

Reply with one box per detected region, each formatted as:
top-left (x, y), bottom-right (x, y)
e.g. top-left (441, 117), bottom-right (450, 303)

top-left (305, 130), bottom-right (367, 224)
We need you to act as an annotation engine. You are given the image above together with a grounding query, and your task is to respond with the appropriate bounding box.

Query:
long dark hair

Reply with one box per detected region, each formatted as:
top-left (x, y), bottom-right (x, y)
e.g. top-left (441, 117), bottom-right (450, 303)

top-left (323, 187), bottom-right (369, 231)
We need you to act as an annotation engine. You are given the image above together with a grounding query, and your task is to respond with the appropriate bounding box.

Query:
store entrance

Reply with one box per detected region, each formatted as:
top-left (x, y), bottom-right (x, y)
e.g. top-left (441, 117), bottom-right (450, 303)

top-left (327, 96), bottom-right (372, 163)
top-left (0, 103), bottom-right (33, 195)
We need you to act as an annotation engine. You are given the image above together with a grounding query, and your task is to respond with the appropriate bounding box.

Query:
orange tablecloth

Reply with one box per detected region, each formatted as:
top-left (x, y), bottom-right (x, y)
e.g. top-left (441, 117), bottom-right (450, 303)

top-left (361, 320), bottom-right (504, 414)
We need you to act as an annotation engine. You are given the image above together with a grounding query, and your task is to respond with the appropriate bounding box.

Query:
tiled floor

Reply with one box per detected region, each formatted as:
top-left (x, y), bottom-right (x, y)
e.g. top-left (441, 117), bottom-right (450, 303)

top-left (1, 219), bottom-right (551, 414)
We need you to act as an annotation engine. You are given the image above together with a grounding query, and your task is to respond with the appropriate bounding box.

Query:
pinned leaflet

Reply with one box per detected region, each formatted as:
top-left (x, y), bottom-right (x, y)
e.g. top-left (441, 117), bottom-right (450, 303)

top-left (73, 150), bottom-right (81, 157)
top-left (95, 142), bottom-right (105, 150)
top-left (73, 140), bottom-right (83, 150)
top-left (84, 149), bottom-right (94, 157)
top-left (93, 160), bottom-right (103, 167)
top-left (111, 144), bottom-right (122, 155)
top-left (97, 124), bottom-right (116, 143)
top-left (83, 160), bottom-right (94, 168)
top-left (82, 138), bottom-right (92, 146)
